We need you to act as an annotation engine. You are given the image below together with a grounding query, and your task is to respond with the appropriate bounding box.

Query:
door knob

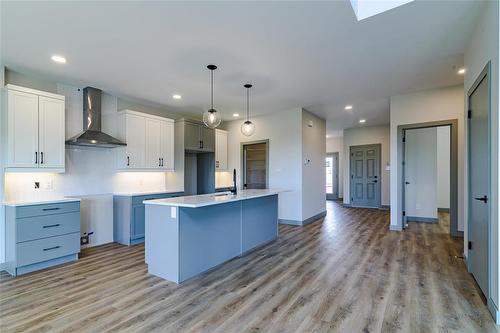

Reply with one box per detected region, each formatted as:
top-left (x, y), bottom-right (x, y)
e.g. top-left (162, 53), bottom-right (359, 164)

top-left (474, 195), bottom-right (488, 203)
top-left (372, 180), bottom-right (378, 183)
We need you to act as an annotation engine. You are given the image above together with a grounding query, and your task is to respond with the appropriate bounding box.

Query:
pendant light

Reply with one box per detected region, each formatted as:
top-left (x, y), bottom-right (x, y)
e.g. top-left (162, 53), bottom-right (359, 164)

top-left (203, 64), bottom-right (222, 129)
top-left (241, 84), bottom-right (255, 136)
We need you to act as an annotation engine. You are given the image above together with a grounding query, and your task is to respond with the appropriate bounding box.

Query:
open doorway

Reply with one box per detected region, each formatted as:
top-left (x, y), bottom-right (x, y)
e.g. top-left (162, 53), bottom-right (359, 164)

top-left (399, 120), bottom-right (459, 237)
top-left (326, 153), bottom-right (339, 200)
top-left (241, 140), bottom-right (269, 189)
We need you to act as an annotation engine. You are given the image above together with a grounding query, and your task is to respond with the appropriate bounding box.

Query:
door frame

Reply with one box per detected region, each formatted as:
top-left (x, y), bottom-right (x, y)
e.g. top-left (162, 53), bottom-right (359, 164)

top-left (397, 120), bottom-right (459, 236)
top-left (326, 152), bottom-right (339, 200)
top-left (240, 139), bottom-right (269, 189)
top-left (349, 143), bottom-right (382, 208)
top-left (466, 61), bottom-right (491, 302)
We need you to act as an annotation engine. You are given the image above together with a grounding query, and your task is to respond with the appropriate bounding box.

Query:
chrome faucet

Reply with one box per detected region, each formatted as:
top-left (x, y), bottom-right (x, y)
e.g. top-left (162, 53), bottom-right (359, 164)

top-left (231, 168), bottom-right (237, 195)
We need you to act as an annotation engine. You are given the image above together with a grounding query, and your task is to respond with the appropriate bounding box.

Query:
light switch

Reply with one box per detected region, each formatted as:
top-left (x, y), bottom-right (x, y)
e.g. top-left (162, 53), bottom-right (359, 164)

top-left (171, 207), bottom-right (177, 219)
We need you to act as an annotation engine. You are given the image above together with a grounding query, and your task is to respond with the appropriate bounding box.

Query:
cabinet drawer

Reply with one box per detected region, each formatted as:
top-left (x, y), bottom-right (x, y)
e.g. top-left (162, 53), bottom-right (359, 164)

top-left (17, 212), bottom-right (80, 243)
top-left (16, 202), bottom-right (80, 219)
top-left (132, 193), bottom-right (183, 205)
top-left (16, 233), bottom-right (80, 267)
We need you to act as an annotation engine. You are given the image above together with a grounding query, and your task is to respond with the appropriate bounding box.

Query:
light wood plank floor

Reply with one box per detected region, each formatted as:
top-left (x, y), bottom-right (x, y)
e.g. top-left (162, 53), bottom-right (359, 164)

top-left (1, 201), bottom-right (498, 333)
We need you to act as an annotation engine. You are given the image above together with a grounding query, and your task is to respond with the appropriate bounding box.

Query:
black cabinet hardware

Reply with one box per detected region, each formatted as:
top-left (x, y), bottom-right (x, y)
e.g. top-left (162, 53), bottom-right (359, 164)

top-left (127, 156), bottom-right (130, 166)
top-left (43, 224), bottom-right (61, 228)
top-left (43, 246), bottom-right (60, 251)
top-left (42, 207), bottom-right (60, 211)
top-left (40, 152), bottom-right (44, 164)
top-left (35, 152), bottom-right (38, 164)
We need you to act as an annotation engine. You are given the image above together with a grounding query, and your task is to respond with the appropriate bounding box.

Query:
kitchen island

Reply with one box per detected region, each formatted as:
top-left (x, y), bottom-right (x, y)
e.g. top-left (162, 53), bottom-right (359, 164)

top-left (143, 189), bottom-right (279, 283)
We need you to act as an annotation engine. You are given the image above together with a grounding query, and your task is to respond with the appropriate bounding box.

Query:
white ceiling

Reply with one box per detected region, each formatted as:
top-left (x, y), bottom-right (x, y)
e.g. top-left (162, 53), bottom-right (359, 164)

top-left (1, 1), bottom-right (482, 136)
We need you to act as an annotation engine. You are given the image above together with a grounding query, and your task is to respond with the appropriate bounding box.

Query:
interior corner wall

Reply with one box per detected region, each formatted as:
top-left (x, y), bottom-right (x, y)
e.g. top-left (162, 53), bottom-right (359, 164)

top-left (464, 0), bottom-right (500, 311)
top-left (389, 85), bottom-right (465, 232)
top-left (343, 125), bottom-right (390, 206)
top-left (301, 109), bottom-right (326, 221)
top-left (0, 64), bottom-right (5, 265)
top-left (326, 136), bottom-right (344, 198)
top-left (225, 108), bottom-right (303, 222)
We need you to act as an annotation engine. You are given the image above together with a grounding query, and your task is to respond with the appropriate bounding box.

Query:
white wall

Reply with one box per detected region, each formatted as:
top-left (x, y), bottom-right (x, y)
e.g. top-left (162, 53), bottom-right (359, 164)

top-left (437, 126), bottom-right (451, 209)
top-left (326, 136), bottom-right (344, 198)
top-left (463, 0), bottom-right (500, 314)
top-left (405, 127), bottom-right (438, 219)
top-left (343, 125), bottom-right (390, 206)
top-left (226, 108), bottom-right (303, 222)
top-left (302, 110), bottom-right (326, 220)
top-left (390, 85), bottom-right (465, 232)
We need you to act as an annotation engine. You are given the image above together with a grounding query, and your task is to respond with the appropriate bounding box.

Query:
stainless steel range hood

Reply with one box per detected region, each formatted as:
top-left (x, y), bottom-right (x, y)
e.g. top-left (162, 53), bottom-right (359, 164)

top-left (66, 87), bottom-right (126, 148)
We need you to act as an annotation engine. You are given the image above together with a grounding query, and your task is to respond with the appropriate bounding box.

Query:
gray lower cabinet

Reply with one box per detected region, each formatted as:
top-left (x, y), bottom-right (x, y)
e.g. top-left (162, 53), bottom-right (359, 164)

top-left (5, 201), bottom-right (81, 276)
top-left (113, 192), bottom-right (183, 245)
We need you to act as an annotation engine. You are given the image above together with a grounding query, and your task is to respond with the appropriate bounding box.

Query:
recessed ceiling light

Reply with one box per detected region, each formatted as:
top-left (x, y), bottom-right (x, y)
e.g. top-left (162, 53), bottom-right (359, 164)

top-left (359, 119), bottom-right (366, 123)
top-left (457, 68), bottom-right (466, 75)
top-left (172, 94), bottom-right (182, 100)
top-left (51, 55), bottom-right (66, 64)
top-left (345, 105), bottom-right (353, 110)
top-left (233, 113), bottom-right (240, 117)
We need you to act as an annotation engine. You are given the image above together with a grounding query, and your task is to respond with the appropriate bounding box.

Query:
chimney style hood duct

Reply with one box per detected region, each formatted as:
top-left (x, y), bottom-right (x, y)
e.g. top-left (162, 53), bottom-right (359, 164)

top-left (66, 87), bottom-right (126, 148)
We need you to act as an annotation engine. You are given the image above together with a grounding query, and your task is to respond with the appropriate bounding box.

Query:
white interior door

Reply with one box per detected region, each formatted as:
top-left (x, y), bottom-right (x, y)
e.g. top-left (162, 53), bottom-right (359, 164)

top-left (468, 68), bottom-right (490, 297)
top-left (7, 90), bottom-right (39, 168)
top-left (125, 114), bottom-right (146, 168)
top-left (38, 96), bottom-right (65, 169)
top-left (326, 153), bottom-right (338, 200)
top-left (160, 121), bottom-right (174, 170)
top-left (146, 119), bottom-right (161, 168)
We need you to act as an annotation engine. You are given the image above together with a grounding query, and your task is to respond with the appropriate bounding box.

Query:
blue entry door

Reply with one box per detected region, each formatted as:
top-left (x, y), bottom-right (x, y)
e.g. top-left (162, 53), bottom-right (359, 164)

top-left (350, 144), bottom-right (381, 208)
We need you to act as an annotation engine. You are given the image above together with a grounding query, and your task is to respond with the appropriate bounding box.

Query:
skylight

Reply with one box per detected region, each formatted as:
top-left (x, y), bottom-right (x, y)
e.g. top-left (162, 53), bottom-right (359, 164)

top-left (350, 0), bottom-right (415, 21)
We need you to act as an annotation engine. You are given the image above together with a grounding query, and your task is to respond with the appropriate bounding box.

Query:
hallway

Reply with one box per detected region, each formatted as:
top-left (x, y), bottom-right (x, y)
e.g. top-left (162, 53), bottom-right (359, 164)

top-left (0, 201), bottom-right (497, 332)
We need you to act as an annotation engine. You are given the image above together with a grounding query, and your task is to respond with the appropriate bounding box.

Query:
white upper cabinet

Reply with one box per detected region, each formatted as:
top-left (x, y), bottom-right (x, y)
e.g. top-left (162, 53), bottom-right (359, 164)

top-left (5, 85), bottom-right (65, 172)
top-left (160, 120), bottom-right (174, 171)
top-left (146, 118), bottom-right (161, 168)
top-left (38, 96), bottom-right (65, 169)
top-left (215, 129), bottom-right (228, 171)
top-left (116, 110), bottom-right (174, 171)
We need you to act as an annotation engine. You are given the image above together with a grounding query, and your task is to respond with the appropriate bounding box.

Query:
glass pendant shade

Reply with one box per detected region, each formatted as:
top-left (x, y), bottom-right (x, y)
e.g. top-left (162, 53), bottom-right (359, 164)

top-left (241, 120), bottom-right (255, 136)
top-left (241, 83), bottom-right (255, 136)
top-left (203, 108), bottom-right (222, 129)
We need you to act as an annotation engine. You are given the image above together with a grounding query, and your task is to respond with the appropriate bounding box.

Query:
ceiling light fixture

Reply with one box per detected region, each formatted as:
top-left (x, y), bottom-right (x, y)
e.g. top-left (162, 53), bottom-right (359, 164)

top-left (241, 84), bottom-right (256, 136)
top-left (233, 113), bottom-right (240, 117)
top-left (359, 119), bottom-right (366, 123)
top-left (345, 105), bottom-right (353, 110)
top-left (51, 55), bottom-right (67, 64)
top-left (457, 68), bottom-right (466, 75)
top-left (172, 94), bottom-right (182, 100)
top-left (203, 65), bottom-right (222, 129)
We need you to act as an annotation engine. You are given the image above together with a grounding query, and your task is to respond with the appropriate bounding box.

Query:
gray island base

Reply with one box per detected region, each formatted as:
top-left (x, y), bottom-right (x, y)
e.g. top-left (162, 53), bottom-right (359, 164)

top-left (144, 190), bottom-right (279, 283)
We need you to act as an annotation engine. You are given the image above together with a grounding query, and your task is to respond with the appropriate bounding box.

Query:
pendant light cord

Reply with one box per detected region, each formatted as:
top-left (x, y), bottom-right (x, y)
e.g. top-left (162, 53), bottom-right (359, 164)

top-left (210, 69), bottom-right (214, 110)
top-left (246, 87), bottom-right (249, 121)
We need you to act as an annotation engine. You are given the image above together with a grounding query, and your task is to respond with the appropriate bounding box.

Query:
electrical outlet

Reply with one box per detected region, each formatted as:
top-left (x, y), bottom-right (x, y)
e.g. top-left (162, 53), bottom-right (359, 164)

top-left (34, 182), bottom-right (40, 189)
top-left (80, 235), bottom-right (89, 245)
top-left (45, 180), bottom-right (53, 190)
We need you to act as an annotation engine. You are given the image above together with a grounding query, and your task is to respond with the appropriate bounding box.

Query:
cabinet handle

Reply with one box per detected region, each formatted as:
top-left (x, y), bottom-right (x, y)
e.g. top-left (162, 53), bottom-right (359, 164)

top-left (43, 246), bottom-right (60, 251)
top-left (199, 141), bottom-right (202, 149)
top-left (159, 158), bottom-right (161, 167)
top-left (201, 141), bottom-right (204, 149)
top-left (127, 156), bottom-right (130, 166)
top-left (161, 158), bottom-right (164, 167)
top-left (35, 152), bottom-right (38, 164)
top-left (42, 207), bottom-right (60, 211)
top-left (43, 224), bottom-right (61, 228)
top-left (40, 152), bottom-right (44, 164)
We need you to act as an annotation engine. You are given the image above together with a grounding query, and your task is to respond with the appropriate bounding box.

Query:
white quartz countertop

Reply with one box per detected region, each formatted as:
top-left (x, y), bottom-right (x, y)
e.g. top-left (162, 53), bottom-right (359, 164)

top-left (3, 198), bottom-right (81, 207)
top-left (143, 189), bottom-right (281, 208)
top-left (113, 189), bottom-right (184, 197)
